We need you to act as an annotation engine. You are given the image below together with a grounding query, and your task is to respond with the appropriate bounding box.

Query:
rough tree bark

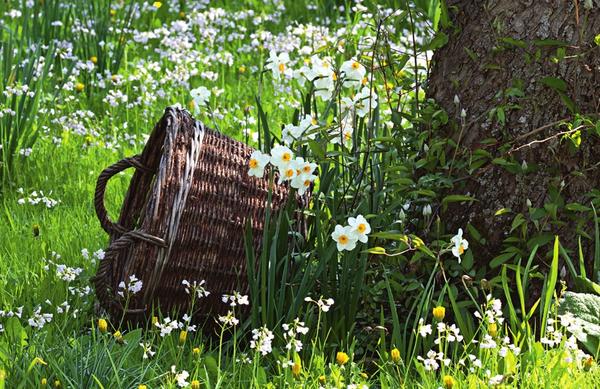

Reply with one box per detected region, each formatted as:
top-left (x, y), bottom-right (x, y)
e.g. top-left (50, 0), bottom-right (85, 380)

top-left (427, 0), bottom-right (600, 262)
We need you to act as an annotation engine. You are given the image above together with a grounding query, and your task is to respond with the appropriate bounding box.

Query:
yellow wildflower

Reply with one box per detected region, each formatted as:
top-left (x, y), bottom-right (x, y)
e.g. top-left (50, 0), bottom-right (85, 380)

top-left (179, 330), bottom-right (187, 345)
top-left (443, 375), bottom-right (454, 389)
top-left (74, 82), bottom-right (84, 93)
top-left (432, 306), bottom-right (445, 321)
top-left (336, 351), bottom-right (349, 365)
top-left (292, 361), bottom-right (301, 377)
top-left (113, 330), bottom-right (124, 343)
top-left (390, 348), bottom-right (401, 364)
top-left (98, 318), bottom-right (108, 333)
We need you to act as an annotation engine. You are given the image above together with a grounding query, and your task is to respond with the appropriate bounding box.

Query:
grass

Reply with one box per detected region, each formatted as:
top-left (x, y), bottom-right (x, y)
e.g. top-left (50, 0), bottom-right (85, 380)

top-left (0, 0), bottom-right (599, 388)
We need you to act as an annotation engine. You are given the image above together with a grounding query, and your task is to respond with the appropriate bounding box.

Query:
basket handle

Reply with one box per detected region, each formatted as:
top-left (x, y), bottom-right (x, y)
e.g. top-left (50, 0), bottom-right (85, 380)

top-left (94, 155), bottom-right (151, 234)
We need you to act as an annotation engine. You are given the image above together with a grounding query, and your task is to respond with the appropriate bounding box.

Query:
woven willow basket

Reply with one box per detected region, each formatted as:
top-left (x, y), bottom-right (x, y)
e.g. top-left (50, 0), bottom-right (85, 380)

top-left (93, 107), bottom-right (289, 321)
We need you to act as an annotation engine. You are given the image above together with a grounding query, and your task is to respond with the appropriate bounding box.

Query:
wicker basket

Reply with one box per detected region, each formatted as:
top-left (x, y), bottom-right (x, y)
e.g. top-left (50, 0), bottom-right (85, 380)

top-left (92, 107), bottom-right (289, 321)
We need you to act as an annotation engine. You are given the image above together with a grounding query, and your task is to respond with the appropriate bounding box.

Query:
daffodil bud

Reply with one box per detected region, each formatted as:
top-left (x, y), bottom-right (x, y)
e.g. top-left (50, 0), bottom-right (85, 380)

top-left (390, 348), bottom-right (401, 364)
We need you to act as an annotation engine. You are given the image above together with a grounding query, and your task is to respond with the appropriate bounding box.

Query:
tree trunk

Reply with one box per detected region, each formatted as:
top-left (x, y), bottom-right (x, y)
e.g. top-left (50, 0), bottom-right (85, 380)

top-left (427, 0), bottom-right (600, 262)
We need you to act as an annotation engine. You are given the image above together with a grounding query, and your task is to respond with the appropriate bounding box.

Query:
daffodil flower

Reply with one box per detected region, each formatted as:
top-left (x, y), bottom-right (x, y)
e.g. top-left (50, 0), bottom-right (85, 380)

top-left (340, 58), bottom-right (366, 88)
top-left (354, 87), bottom-right (378, 118)
top-left (347, 215), bottom-right (370, 243)
top-left (266, 51), bottom-right (292, 81)
top-left (450, 228), bottom-right (469, 262)
top-left (270, 145), bottom-right (293, 170)
top-left (331, 225), bottom-right (358, 251)
top-left (247, 150), bottom-right (270, 178)
top-left (291, 173), bottom-right (316, 196)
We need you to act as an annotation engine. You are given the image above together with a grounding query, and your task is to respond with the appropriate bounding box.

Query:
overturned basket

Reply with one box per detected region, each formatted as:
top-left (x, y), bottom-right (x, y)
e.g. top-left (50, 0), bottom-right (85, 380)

top-left (93, 107), bottom-right (289, 321)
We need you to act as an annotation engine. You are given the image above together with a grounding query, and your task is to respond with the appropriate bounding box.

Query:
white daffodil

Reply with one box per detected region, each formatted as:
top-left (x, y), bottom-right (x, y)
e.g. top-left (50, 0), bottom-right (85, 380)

top-left (281, 115), bottom-right (318, 145)
top-left (266, 51), bottom-right (292, 81)
top-left (278, 165), bottom-right (297, 184)
top-left (331, 224), bottom-right (358, 252)
top-left (295, 55), bottom-right (324, 82)
top-left (331, 117), bottom-right (353, 147)
top-left (291, 173), bottom-right (317, 196)
top-left (354, 87), bottom-right (378, 117)
top-left (190, 86), bottom-right (210, 110)
top-left (294, 58), bottom-right (317, 85)
top-left (270, 145), bottom-right (293, 170)
top-left (294, 158), bottom-right (318, 176)
top-left (247, 150), bottom-right (270, 178)
top-left (314, 74), bottom-right (335, 101)
top-left (281, 123), bottom-right (300, 145)
top-left (347, 215), bottom-right (371, 243)
top-left (289, 157), bottom-right (317, 195)
top-left (340, 58), bottom-right (366, 88)
top-left (297, 114), bottom-right (319, 140)
top-left (340, 95), bottom-right (355, 116)
top-left (450, 228), bottom-right (469, 262)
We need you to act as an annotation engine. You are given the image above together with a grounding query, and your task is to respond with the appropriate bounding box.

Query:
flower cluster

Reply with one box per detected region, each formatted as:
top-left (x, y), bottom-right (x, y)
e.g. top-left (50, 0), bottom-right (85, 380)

top-left (248, 145), bottom-right (317, 196)
top-left (16, 188), bottom-right (60, 208)
top-left (331, 215), bottom-right (371, 252)
top-left (282, 318), bottom-right (309, 353)
top-left (182, 279), bottom-right (210, 299)
top-left (117, 275), bottom-right (143, 297)
top-left (250, 325), bottom-right (275, 356)
top-left (304, 296), bottom-right (335, 313)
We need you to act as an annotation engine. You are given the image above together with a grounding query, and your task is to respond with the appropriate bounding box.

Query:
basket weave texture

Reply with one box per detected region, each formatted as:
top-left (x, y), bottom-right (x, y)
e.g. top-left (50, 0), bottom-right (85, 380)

top-left (93, 107), bottom-right (289, 320)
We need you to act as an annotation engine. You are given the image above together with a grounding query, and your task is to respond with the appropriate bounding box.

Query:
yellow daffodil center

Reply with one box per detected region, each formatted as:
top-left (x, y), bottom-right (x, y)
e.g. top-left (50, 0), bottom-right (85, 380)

top-left (357, 223), bottom-right (366, 233)
top-left (303, 179), bottom-right (310, 187)
top-left (361, 76), bottom-right (368, 85)
top-left (338, 235), bottom-right (348, 244)
top-left (344, 131), bottom-right (351, 140)
top-left (249, 159), bottom-right (258, 168)
top-left (282, 152), bottom-right (291, 162)
top-left (458, 244), bottom-right (465, 255)
top-left (285, 168), bottom-right (294, 178)
top-left (302, 166), bottom-right (311, 173)
top-left (311, 118), bottom-right (317, 126)
top-left (351, 61), bottom-right (360, 69)
top-left (332, 72), bottom-right (338, 81)
top-left (278, 63), bottom-right (285, 72)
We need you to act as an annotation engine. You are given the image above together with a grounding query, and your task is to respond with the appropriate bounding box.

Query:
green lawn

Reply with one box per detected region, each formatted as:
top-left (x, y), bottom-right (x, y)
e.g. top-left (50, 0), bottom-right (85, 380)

top-left (0, 0), bottom-right (599, 388)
